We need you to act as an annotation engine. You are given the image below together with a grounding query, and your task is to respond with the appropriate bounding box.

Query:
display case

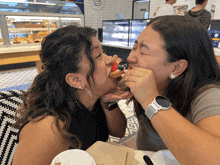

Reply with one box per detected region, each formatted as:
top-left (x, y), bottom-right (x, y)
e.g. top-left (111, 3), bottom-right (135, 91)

top-left (129, 19), bottom-right (151, 46)
top-left (0, 1), bottom-right (84, 47)
top-left (0, 1), bottom-right (83, 14)
top-left (102, 19), bottom-right (150, 47)
top-left (102, 20), bottom-right (129, 46)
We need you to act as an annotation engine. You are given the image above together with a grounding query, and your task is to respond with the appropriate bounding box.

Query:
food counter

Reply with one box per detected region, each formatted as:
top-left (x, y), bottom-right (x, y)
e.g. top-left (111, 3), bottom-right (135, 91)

top-left (0, 44), bottom-right (42, 72)
top-left (1, 43), bottom-right (220, 74)
top-left (0, 1), bottom-right (84, 72)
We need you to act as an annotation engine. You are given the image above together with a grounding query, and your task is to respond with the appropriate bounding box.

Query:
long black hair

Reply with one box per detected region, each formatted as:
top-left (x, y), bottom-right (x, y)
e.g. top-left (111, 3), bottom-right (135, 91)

top-left (133, 15), bottom-right (220, 117)
top-left (14, 25), bottom-right (97, 148)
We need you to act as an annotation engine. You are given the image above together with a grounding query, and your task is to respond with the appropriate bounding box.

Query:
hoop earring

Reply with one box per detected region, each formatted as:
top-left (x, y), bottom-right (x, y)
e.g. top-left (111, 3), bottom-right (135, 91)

top-left (84, 87), bottom-right (92, 99)
top-left (170, 74), bottom-right (176, 79)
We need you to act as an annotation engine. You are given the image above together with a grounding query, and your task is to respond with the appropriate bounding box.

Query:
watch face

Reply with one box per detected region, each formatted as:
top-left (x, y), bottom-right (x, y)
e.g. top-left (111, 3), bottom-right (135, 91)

top-left (156, 96), bottom-right (170, 107)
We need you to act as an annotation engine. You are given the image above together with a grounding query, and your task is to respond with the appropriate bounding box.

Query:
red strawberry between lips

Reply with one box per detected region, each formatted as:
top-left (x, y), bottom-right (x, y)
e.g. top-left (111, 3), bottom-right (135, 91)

top-left (112, 62), bottom-right (118, 72)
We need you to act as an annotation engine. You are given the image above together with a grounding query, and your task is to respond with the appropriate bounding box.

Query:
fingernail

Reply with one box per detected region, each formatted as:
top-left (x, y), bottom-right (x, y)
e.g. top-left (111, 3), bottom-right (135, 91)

top-left (121, 74), bottom-right (125, 77)
top-left (124, 70), bottom-right (128, 73)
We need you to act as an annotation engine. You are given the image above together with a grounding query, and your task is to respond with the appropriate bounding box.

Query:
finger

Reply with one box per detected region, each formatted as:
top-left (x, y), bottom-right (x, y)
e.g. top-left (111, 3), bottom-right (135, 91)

top-left (102, 91), bottom-right (125, 99)
top-left (123, 75), bottom-right (139, 83)
top-left (121, 91), bottom-right (133, 99)
top-left (112, 55), bottom-right (119, 63)
top-left (124, 82), bottom-right (136, 91)
top-left (123, 69), bottom-right (149, 77)
top-left (116, 58), bottom-right (122, 64)
top-left (132, 67), bottom-right (153, 75)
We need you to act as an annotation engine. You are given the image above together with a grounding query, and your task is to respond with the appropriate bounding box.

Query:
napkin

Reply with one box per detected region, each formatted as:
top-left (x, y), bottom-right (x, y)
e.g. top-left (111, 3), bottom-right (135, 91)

top-left (51, 149), bottom-right (96, 165)
top-left (134, 149), bottom-right (181, 165)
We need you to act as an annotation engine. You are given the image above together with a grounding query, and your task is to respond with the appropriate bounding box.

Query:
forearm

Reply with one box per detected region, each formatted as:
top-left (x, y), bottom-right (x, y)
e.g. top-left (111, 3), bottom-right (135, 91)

top-left (103, 106), bottom-right (127, 138)
top-left (150, 108), bottom-right (220, 165)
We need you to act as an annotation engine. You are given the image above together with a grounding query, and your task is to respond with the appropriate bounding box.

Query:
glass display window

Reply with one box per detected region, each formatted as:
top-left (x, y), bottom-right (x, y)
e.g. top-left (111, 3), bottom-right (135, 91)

top-left (103, 20), bottom-right (129, 46)
top-left (6, 16), bottom-right (57, 44)
top-left (0, 1), bottom-right (84, 46)
top-left (129, 19), bottom-right (150, 47)
top-left (0, 1), bottom-right (83, 15)
top-left (102, 19), bottom-right (151, 47)
top-left (60, 17), bottom-right (82, 27)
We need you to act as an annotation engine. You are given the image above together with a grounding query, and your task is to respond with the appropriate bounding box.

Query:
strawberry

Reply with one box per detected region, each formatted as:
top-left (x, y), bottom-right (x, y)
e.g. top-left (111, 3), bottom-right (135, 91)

top-left (112, 62), bottom-right (118, 72)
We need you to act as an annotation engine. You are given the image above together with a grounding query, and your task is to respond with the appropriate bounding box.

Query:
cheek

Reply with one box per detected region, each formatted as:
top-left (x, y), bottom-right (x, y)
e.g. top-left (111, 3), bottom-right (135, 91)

top-left (93, 66), bottom-right (108, 83)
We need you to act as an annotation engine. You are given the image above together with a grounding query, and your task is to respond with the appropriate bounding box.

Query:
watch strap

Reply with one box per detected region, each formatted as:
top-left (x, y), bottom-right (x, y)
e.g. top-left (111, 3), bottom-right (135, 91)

top-left (103, 101), bottom-right (118, 111)
top-left (145, 104), bottom-right (157, 120)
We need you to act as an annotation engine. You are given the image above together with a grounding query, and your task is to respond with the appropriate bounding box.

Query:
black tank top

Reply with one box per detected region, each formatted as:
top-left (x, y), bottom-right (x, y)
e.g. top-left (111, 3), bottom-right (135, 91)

top-left (17, 99), bottom-right (109, 150)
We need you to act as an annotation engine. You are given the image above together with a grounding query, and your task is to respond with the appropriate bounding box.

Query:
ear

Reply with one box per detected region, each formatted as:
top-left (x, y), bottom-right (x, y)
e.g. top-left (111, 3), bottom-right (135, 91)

top-left (65, 73), bottom-right (85, 89)
top-left (170, 59), bottom-right (188, 79)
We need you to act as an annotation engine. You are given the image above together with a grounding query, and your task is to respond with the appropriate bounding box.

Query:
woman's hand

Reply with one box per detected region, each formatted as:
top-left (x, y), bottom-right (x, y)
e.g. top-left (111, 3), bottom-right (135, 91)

top-left (112, 55), bottom-right (122, 65)
top-left (100, 87), bottom-right (133, 103)
top-left (121, 68), bottom-right (159, 107)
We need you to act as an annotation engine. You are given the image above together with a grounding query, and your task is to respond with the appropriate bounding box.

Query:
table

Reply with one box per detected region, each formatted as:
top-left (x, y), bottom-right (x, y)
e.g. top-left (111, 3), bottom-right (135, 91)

top-left (51, 141), bottom-right (180, 165)
top-left (86, 141), bottom-right (140, 165)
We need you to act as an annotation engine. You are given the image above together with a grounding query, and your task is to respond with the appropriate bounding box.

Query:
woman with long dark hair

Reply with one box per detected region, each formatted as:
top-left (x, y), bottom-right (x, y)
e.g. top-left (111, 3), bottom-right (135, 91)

top-left (122, 15), bottom-right (220, 164)
top-left (12, 25), bottom-right (132, 165)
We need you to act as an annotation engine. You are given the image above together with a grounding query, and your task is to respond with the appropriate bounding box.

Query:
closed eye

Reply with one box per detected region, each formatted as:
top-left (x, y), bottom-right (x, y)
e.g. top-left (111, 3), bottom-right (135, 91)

top-left (96, 53), bottom-right (102, 58)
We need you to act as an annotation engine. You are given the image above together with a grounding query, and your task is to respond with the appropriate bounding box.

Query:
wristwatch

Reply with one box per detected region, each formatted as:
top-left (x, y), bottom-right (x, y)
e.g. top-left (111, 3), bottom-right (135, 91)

top-left (145, 96), bottom-right (171, 120)
top-left (102, 101), bottom-right (118, 111)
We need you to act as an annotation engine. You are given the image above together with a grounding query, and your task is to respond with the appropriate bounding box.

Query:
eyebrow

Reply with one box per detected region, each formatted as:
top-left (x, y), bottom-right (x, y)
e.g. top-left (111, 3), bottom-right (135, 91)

top-left (91, 45), bottom-right (103, 51)
top-left (134, 40), bottom-right (150, 50)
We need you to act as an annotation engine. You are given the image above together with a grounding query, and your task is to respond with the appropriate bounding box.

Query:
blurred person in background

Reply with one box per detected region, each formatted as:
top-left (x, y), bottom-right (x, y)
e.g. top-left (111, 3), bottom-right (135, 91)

top-left (154, 0), bottom-right (177, 17)
top-left (185, 0), bottom-right (211, 30)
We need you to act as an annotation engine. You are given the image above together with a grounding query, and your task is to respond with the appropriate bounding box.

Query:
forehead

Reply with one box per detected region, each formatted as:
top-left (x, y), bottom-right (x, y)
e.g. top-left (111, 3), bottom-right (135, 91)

top-left (91, 37), bottom-right (101, 50)
top-left (138, 25), bottom-right (164, 46)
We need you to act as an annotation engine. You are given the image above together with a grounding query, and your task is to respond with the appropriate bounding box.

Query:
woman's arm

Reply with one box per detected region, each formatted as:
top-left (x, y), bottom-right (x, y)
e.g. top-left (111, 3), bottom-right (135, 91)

top-left (100, 88), bottom-right (133, 138)
top-left (146, 106), bottom-right (220, 165)
top-left (102, 105), bottom-right (127, 138)
top-left (12, 116), bottom-right (69, 165)
top-left (123, 68), bottom-right (220, 165)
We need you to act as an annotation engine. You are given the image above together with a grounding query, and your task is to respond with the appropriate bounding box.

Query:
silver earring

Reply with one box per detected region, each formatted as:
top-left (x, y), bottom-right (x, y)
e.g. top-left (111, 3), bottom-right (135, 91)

top-left (170, 74), bottom-right (176, 79)
top-left (79, 86), bottom-right (82, 89)
top-left (70, 84), bottom-right (73, 87)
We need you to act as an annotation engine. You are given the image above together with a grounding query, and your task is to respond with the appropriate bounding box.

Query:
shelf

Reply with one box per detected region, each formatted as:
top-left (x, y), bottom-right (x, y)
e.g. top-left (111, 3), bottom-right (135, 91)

top-left (0, 44), bottom-right (41, 54)
top-left (101, 42), bottom-right (132, 49)
top-left (103, 38), bottom-right (128, 41)
top-left (129, 31), bottom-right (144, 33)
top-left (8, 27), bottom-right (57, 32)
top-left (103, 30), bottom-right (128, 33)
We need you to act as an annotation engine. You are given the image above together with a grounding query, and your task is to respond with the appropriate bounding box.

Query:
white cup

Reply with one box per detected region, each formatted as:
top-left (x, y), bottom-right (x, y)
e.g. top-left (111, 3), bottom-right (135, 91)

top-left (51, 149), bottom-right (96, 165)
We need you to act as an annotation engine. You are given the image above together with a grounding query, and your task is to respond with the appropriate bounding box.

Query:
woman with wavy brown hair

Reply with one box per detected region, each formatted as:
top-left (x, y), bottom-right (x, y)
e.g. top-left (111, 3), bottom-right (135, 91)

top-left (12, 25), bottom-right (132, 165)
top-left (122, 15), bottom-right (220, 164)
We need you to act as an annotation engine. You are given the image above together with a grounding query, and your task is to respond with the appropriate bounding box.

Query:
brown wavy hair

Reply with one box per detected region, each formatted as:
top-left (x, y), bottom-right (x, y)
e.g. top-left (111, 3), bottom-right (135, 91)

top-left (14, 25), bottom-right (97, 148)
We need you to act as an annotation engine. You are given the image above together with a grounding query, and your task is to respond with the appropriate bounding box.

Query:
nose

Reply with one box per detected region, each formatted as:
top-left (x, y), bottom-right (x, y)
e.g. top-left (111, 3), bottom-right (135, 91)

top-left (105, 54), bottom-right (113, 65)
top-left (127, 50), bottom-right (138, 64)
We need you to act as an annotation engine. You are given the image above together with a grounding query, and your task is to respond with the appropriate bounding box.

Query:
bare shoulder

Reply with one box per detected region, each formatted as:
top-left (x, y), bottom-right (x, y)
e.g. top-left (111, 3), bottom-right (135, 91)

top-left (19, 115), bottom-right (65, 141)
top-left (13, 116), bottom-right (69, 165)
